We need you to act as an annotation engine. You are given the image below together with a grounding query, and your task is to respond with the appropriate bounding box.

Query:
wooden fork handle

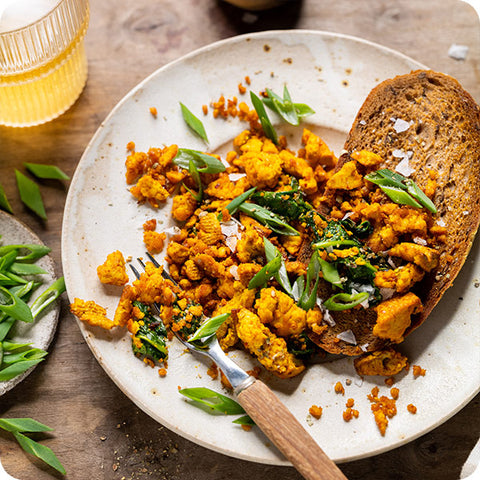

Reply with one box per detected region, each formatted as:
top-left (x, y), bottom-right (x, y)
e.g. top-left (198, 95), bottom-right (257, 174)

top-left (237, 380), bottom-right (348, 480)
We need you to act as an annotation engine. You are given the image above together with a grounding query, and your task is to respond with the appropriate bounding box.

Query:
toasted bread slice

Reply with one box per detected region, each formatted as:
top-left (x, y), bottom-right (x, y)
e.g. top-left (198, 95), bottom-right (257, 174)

top-left (312, 70), bottom-right (480, 355)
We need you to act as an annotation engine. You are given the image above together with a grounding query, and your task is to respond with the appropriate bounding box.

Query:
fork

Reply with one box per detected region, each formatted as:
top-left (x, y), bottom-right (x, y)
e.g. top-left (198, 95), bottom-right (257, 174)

top-left (131, 253), bottom-right (347, 480)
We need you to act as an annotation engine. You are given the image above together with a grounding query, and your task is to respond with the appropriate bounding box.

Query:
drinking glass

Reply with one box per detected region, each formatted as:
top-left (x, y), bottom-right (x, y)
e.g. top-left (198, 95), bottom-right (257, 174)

top-left (0, 0), bottom-right (89, 127)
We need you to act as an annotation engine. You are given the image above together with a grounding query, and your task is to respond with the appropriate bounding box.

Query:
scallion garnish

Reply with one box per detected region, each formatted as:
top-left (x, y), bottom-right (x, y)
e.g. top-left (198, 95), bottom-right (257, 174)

top-left (15, 170), bottom-right (47, 220)
top-left (298, 251), bottom-right (321, 311)
top-left (248, 255), bottom-right (282, 290)
top-left (24, 163), bottom-right (70, 181)
top-left (323, 291), bottom-right (369, 311)
top-left (250, 91), bottom-right (278, 144)
top-left (263, 237), bottom-right (293, 296)
top-left (173, 148), bottom-right (225, 173)
top-left (237, 202), bottom-right (299, 236)
top-left (179, 387), bottom-right (246, 415)
top-left (262, 86), bottom-right (315, 125)
top-left (187, 313), bottom-right (230, 343)
top-left (180, 102), bottom-right (209, 143)
top-left (365, 168), bottom-right (437, 213)
top-left (0, 183), bottom-right (13, 214)
top-left (0, 417), bottom-right (65, 474)
top-left (219, 187), bottom-right (257, 219)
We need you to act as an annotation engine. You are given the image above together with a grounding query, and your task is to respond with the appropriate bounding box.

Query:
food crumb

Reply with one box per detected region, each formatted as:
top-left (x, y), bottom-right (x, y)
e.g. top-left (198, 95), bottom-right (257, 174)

top-left (245, 75), bottom-right (251, 85)
top-left (334, 381), bottom-right (345, 395)
top-left (343, 407), bottom-right (359, 422)
top-left (126, 141), bottom-right (135, 152)
top-left (346, 398), bottom-right (354, 408)
top-left (150, 106), bottom-right (158, 117)
top-left (238, 82), bottom-right (247, 94)
top-left (309, 405), bottom-right (323, 419)
top-left (384, 376), bottom-right (395, 387)
top-left (412, 365), bottom-right (426, 378)
top-left (241, 424), bottom-right (253, 432)
top-left (158, 368), bottom-right (167, 377)
top-left (407, 404), bottom-right (417, 414)
top-left (368, 386), bottom-right (397, 436)
top-left (202, 104), bottom-right (208, 115)
top-left (207, 362), bottom-right (218, 380)
top-left (390, 387), bottom-right (399, 400)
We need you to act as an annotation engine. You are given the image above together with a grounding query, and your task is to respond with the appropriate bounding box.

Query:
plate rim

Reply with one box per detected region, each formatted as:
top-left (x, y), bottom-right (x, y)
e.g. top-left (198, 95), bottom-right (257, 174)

top-left (62, 29), bottom-right (479, 465)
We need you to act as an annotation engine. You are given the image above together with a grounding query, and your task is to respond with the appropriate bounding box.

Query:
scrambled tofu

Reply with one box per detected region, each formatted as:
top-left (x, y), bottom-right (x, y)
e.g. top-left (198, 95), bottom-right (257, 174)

top-left (96, 250), bottom-right (129, 286)
top-left (70, 298), bottom-right (115, 329)
top-left (354, 349), bottom-right (409, 376)
top-left (236, 308), bottom-right (305, 378)
top-left (374, 292), bottom-right (423, 342)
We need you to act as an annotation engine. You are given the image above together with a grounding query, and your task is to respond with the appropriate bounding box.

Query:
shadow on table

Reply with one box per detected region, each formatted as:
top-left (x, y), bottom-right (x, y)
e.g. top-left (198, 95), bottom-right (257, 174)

top-left (216, 0), bottom-right (304, 33)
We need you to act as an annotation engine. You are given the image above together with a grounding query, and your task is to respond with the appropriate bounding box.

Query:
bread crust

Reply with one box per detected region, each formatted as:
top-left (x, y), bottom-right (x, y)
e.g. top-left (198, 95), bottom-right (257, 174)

top-left (346, 70), bottom-right (480, 327)
top-left (312, 70), bottom-right (480, 355)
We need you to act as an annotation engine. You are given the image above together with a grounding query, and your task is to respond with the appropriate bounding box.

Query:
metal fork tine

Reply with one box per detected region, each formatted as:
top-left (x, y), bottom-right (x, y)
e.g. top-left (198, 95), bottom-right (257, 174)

top-left (145, 252), bottom-right (177, 285)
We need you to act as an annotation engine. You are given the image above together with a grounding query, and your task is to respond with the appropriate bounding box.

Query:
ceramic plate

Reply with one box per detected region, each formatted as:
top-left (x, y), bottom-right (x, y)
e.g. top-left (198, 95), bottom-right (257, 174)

top-left (61, 30), bottom-right (480, 464)
top-left (0, 211), bottom-right (61, 396)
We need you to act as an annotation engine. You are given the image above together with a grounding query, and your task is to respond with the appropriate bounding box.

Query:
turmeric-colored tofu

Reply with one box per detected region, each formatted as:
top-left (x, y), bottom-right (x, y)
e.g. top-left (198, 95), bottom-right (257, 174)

top-left (373, 292), bottom-right (422, 342)
top-left (255, 287), bottom-right (307, 337)
top-left (326, 161), bottom-right (363, 190)
top-left (389, 243), bottom-right (439, 272)
top-left (236, 308), bottom-right (304, 378)
top-left (301, 129), bottom-right (337, 167)
top-left (130, 174), bottom-right (170, 207)
top-left (374, 263), bottom-right (425, 293)
top-left (236, 229), bottom-right (264, 263)
top-left (96, 250), bottom-right (129, 286)
top-left (70, 298), bottom-right (115, 330)
top-left (354, 349), bottom-right (408, 376)
top-left (171, 192), bottom-right (197, 222)
top-left (197, 213), bottom-right (223, 246)
top-left (350, 150), bottom-right (383, 167)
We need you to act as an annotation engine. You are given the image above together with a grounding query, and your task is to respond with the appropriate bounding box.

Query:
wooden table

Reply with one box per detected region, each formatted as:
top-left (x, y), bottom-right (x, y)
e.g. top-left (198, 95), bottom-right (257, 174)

top-left (1, 1), bottom-right (479, 479)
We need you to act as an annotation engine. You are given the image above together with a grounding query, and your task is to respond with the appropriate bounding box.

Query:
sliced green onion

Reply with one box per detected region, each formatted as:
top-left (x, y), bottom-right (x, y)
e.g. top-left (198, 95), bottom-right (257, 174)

top-left (264, 237), bottom-right (293, 296)
top-left (179, 387), bottom-right (246, 415)
top-left (13, 432), bottom-right (66, 474)
top-left (15, 170), bottom-right (47, 220)
top-left (219, 187), bottom-right (257, 219)
top-left (250, 91), bottom-right (278, 144)
top-left (313, 239), bottom-right (358, 250)
top-left (238, 202), bottom-right (299, 236)
top-left (0, 358), bottom-right (44, 381)
top-left (9, 263), bottom-right (48, 276)
top-left (0, 183), bottom-right (13, 214)
top-left (318, 258), bottom-right (343, 288)
top-left (183, 159), bottom-right (203, 202)
top-left (298, 252), bottom-right (321, 311)
top-left (180, 102), bottom-right (209, 143)
top-left (379, 185), bottom-right (422, 209)
top-left (265, 87), bottom-right (299, 126)
top-left (323, 291), bottom-right (369, 311)
top-left (173, 148), bottom-right (225, 173)
top-left (0, 244), bottom-right (51, 262)
top-left (405, 179), bottom-right (437, 213)
top-left (0, 418), bottom-right (53, 433)
top-left (248, 255), bottom-right (282, 289)
top-left (30, 277), bottom-right (65, 319)
top-left (188, 313), bottom-right (230, 343)
top-left (0, 286), bottom-right (33, 323)
top-left (24, 163), bottom-right (70, 181)
top-left (232, 415), bottom-right (255, 426)
top-left (294, 103), bottom-right (315, 119)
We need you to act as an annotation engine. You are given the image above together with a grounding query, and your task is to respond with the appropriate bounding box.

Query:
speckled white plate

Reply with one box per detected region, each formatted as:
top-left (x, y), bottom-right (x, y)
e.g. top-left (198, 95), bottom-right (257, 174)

top-left (0, 211), bottom-right (61, 396)
top-left (61, 30), bottom-right (480, 464)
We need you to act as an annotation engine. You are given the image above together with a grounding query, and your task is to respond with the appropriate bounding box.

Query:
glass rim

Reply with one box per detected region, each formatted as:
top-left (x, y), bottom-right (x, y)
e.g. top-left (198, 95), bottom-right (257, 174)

top-left (0, 0), bottom-right (89, 74)
top-left (0, 0), bottom-right (65, 36)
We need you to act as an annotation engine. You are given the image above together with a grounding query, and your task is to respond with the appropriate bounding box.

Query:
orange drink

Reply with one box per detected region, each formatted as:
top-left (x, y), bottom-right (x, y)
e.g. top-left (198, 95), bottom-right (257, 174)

top-left (0, 0), bottom-right (89, 127)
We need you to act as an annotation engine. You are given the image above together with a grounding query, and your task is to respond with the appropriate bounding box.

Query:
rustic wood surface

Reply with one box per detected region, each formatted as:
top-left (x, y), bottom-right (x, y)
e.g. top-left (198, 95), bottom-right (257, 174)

top-left (0, 1), bottom-right (479, 479)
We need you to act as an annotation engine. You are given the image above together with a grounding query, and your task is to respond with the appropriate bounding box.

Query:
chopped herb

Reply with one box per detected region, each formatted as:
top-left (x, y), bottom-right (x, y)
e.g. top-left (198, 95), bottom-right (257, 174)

top-left (180, 102), bottom-right (209, 143)
top-left (365, 168), bottom-right (437, 213)
top-left (0, 183), bottom-right (13, 214)
top-left (263, 238), bottom-right (293, 296)
top-left (262, 85), bottom-right (315, 125)
top-left (179, 387), bottom-right (245, 415)
top-left (248, 255), bottom-right (282, 290)
top-left (238, 202), bottom-right (299, 236)
top-left (173, 148), bottom-right (225, 174)
top-left (188, 313), bottom-right (230, 343)
top-left (219, 187), bottom-right (257, 220)
top-left (24, 163), bottom-right (70, 181)
top-left (323, 291), bottom-right (370, 311)
top-left (0, 417), bottom-right (65, 474)
top-left (15, 170), bottom-right (47, 220)
top-left (250, 91), bottom-right (278, 144)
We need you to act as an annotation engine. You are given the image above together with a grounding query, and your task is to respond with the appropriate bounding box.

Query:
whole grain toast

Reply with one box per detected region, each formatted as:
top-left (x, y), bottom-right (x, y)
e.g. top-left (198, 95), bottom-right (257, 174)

top-left (312, 70), bottom-right (480, 355)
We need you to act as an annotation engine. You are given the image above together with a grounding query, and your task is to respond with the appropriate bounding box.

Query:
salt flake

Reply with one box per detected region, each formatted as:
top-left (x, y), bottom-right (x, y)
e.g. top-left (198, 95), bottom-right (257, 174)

top-left (448, 44), bottom-right (469, 61)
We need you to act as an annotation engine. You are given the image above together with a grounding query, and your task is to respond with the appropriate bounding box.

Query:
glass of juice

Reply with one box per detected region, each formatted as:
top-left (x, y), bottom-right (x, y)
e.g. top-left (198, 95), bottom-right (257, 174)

top-left (0, 0), bottom-right (89, 127)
